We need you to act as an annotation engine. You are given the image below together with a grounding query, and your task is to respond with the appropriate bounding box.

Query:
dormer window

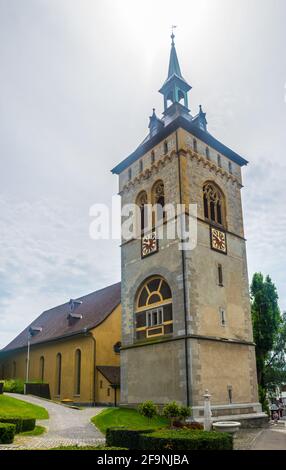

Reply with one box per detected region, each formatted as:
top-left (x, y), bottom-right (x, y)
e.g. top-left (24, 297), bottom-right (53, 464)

top-left (29, 326), bottom-right (42, 337)
top-left (69, 299), bottom-right (82, 312)
top-left (68, 299), bottom-right (83, 324)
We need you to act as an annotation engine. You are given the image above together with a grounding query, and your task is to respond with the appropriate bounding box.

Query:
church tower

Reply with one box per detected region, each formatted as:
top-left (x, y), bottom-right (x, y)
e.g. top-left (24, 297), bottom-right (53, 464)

top-left (112, 35), bottom-right (261, 419)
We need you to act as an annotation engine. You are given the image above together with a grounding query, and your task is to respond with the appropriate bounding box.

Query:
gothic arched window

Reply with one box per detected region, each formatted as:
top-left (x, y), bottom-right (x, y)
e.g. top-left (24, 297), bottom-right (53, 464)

top-left (193, 139), bottom-right (197, 153)
top-left (136, 191), bottom-right (148, 232)
top-left (203, 182), bottom-right (226, 226)
top-left (152, 180), bottom-right (165, 223)
top-left (135, 276), bottom-right (173, 340)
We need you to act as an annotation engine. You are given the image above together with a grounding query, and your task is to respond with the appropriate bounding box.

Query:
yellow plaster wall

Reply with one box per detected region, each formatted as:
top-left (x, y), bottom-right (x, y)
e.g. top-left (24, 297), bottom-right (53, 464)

top-left (0, 304), bottom-right (122, 404)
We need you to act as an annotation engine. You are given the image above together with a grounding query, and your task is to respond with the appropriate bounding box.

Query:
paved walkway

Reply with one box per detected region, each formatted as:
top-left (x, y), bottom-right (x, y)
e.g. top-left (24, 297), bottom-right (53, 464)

top-left (251, 420), bottom-right (286, 450)
top-left (0, 393), bottom-right (105, 449)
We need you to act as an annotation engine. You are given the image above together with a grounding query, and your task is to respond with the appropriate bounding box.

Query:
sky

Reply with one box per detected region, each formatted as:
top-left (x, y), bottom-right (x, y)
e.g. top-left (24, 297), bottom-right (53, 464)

top-left (0, 0), bottom-right (285, 348)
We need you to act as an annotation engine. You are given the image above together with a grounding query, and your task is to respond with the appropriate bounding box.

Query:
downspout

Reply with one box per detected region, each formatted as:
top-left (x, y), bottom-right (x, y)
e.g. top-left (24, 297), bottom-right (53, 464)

top-left (175, 130), bottom-right (190, 407)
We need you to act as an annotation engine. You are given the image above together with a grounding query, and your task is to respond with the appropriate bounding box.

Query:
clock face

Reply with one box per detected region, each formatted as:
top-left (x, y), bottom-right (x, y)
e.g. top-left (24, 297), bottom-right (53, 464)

top-left (210, 227), bottom-right (227, 254)
top-left (141, 231), bottom-right (158, 258)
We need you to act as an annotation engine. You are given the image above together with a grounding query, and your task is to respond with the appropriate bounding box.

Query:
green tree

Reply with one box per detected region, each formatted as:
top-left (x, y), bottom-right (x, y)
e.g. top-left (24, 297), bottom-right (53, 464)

top-left (163, 401), bottom-right (180, 428)
top-left (251, 273), bottom-right (280, 389)
top-left (264, 311), bottom-right (286, 396)
top-left (138, 401), bottom-right (157, 423)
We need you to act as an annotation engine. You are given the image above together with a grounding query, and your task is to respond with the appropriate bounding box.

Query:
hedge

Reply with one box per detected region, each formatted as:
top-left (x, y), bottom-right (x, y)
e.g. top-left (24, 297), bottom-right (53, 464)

top-left (106, 427), bottom-right (233, 450)
top-left (0, 423), bottom-right (16, 444)
top-left (140, 429), bottom-right (233, 451)
top-left (106, 427), bottom-right (156, 449)
top-left (0, 417), bottom-right (36, 434)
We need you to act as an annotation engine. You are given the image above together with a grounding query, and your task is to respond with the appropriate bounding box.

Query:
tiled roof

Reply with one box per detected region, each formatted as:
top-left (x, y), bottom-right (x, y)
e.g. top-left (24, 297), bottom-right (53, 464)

top-left (97, 365), bottom-right (120, 386)
top-left (2, 282), bottom-right (121, 352)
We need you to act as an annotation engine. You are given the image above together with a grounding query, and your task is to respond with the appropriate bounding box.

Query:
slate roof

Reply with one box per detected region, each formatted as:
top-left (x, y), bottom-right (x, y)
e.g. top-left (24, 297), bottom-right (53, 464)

top-left (2, 282), bottom-right (121, 352)
top-left (111, 114), bottom-right (248, 175)
top-left (97, 366), bottom-right (120, 386)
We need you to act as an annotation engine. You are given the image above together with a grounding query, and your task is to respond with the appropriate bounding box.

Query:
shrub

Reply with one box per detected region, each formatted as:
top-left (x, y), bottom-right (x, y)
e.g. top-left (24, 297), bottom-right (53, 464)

top-left (138, 401), bottom-right (158, 422)
top-left (0, 417), bottom-right (35, 433)
top-left (139, 429), bottom-right (233, 451)
top-left (0, 423), bottom-right (16, 444)
top-left (178, 405), bottom-right (192, 422)
top-left (163, 401), bottom-right (181, 427)
top-left (106, 427), bottom-right (156, 450)
top-left (3, 379), bottom-right (25, 394)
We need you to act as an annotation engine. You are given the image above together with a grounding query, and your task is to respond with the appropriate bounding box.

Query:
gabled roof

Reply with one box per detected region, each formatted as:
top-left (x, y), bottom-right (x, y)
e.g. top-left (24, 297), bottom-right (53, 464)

top-left (2, 282), bottom-right (121, 352)
top-left (111, 114), bottom-right (248, 175)
top-left (97, 366), bottom-right (120, 386)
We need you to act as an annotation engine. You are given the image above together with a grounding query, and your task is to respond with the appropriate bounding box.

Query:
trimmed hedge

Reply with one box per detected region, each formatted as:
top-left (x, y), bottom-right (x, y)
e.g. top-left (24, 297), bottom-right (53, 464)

top-left (0, 423), bottom-right (16, 444)
top-left (0, 417), bottom-right (36, 433)
top-left (106, 427), bottom-right (156, 449)
top-left (106, 427), bottom-right (233, 450)
top-left (140, 429), bottom-right (233, 450)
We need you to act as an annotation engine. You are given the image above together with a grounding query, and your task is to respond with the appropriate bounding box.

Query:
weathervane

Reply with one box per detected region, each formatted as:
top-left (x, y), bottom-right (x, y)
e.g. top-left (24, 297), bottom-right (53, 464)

top-left (171, 25), bottom-right (177, 45)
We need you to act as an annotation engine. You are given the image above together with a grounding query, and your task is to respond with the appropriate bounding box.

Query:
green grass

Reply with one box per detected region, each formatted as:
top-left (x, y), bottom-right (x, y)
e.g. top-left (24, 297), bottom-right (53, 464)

top-left (92, 408), bottom-right (168, 434)
top-left (19, 425), bottom-right (46, 437)
top-left (0, 395), bottom-right (48, 419)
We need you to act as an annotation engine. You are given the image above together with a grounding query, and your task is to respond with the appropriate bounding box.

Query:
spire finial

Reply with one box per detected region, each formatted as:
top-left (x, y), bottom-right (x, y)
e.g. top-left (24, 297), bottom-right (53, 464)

top-left (171, 25), bottom-right (177, 46)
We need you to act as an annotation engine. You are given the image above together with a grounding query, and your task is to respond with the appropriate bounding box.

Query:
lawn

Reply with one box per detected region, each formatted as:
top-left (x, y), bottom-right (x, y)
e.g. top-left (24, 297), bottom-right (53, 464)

top-left (0, 395), bottom-right (48, 419)
top-left (92, 407), bottom-right (168, 434)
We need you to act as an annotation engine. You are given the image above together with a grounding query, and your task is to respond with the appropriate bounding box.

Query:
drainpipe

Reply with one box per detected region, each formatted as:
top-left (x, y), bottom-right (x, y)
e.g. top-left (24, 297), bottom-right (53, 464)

top-left (176, 130), bottom-right (190, 407)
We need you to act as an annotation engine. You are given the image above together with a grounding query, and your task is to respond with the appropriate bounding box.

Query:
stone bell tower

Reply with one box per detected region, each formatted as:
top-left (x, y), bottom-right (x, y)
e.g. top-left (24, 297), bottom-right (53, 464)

top-left (112, 33), bottom-right (263, 421)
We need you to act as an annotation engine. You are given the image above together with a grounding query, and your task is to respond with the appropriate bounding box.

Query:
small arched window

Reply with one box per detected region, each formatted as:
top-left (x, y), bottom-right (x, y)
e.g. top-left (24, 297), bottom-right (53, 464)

top-left (12, 361), bottom-right (16, 379)
top-left (164, 141), bottom-right (168, 154)
top-left (217, 154), bottom-right (222, 168)
top-left (193, 139), bottom-right (197, 153)
top-left (151, 150), bottom-right (155, 164)
top-left (40, 356), bottom-right (45, 382)
top-left (152, 180), bottom-right (165, 223)
top-left (206, 147), bottom-right (210, 160)
top-left (136, 191), bottom-right (148, 232)
top-left (228, 161), bottom-right (232, 174)
top-left (74, 349), bottom-right (81, 396)
top-left (135, 276), bottom-right (173, 341)
top-left (56, 353), bottom-right (62, 396)
top-left (203, 182), bottom-right (226, 226)
top-left (139, 160), bottom-right (143, 172)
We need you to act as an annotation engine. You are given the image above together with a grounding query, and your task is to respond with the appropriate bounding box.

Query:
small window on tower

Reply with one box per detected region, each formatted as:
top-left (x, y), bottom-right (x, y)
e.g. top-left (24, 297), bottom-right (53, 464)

top-left (218, 264), bottom-right (223, 286)
top-left (100, 380), bottom-right (103, 389)
top-left (164, 141), bottom-right (168, 154)
top-left (228, 161), bottom-right (233, 174)
top-left (139, 160), bottom-right (143, 172)
top-left (151, 150), bottom-right (155, 163)
top-left (217, 154), bottom-right (222, 168)
top-left (193, 139), bottom-right (197, 153)
top-left (219, 307), bottom-right (226, 326)
top-left (107, 387), bottom-right (110, 397)
top-left (206, 147), bottom-right (210, 160)
top-left (128, 168), bottom-right (132, 181)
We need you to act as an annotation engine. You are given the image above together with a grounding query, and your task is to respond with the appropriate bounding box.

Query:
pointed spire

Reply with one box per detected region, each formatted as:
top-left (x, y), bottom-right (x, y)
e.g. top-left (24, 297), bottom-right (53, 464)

top-left (168, 32), bottom-right (183, 79)
top-left (159, 32), bottom-right (191, 113)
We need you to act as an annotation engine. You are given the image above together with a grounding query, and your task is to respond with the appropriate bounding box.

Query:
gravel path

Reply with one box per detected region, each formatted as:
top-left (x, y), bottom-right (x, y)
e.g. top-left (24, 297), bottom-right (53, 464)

top-left (0, 393), bottom-right (105, 450)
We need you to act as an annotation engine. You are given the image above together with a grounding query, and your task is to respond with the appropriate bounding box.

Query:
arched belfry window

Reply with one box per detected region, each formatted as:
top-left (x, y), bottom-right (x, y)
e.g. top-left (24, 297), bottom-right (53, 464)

top-left (136, 191), bottom-right (148, 232)
top-left (152, 180), bottom-right (165, 223)
top-left (74, 349), bottom-right (81, 396)
top-left (203, 182), bottom-right (226, 226)
top-left (135, 276), bottom-right (173, 341)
